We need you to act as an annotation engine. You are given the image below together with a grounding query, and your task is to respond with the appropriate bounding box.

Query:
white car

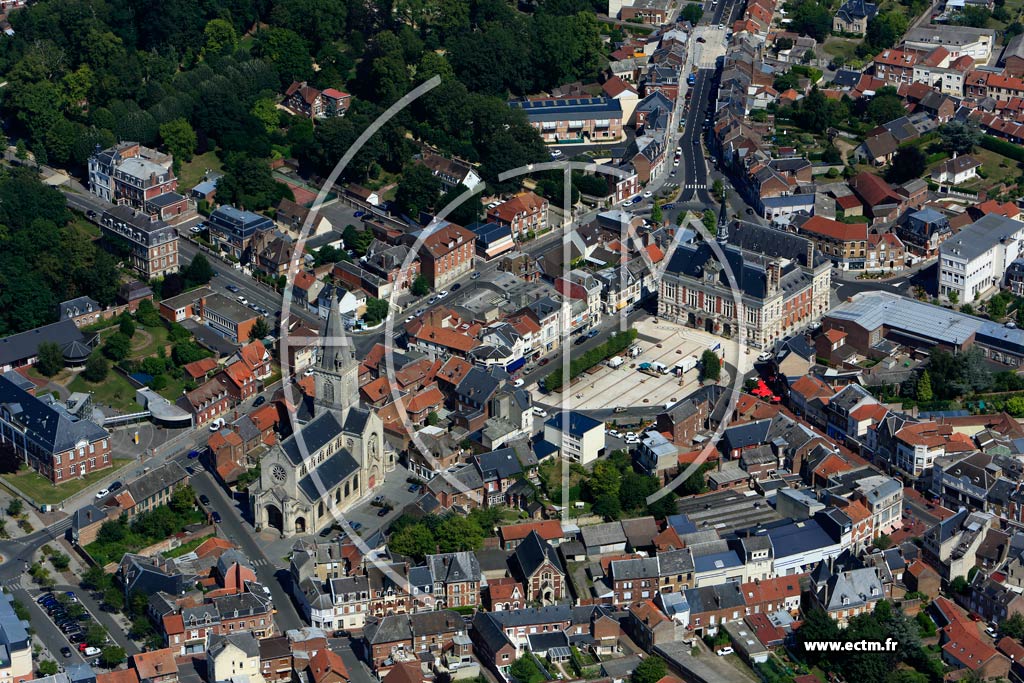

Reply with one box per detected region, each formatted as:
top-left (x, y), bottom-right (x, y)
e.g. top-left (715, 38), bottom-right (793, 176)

top-left (550, 150), bottom-right (563, 158)
top-left (237, 296), bottom-right (248, 305)
top-left (608, 429), bottom-right (621, 438)
top-left (717, 647), bottom-right (734, 656)
top-left (83, 647), bottom-right (101, 657)
top-left (643, 190), bottom-right (653, 198)
top-left (533, 407), bottom-right (548, 418)
top-left (513, 378), bottom-right (525, 387)
top-left (986, 626), bottom-right (999, 638)
top-left (673, 160), bottom-right (680, 167)
top-left (437, 290), bottom-right (449, 298)
top-left (718, 23), bottom-right (724, 29)
top-left (623, 199), bottom-right (634, 207)
top-left (757, 351), bottom-right (773, 362)
top-left (95, 489), bottom-right (109, 500)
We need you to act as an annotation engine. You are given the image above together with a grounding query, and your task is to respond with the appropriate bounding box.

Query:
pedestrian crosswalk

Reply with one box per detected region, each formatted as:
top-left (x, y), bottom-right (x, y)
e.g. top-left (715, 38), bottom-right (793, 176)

top-left (684, 184), bottom-right (709, 190)
top-left (251, 558), bottom-right (274, 568)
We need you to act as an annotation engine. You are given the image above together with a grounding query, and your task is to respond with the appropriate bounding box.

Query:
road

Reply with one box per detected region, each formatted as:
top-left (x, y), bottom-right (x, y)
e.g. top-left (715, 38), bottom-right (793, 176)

top-left (678, 68), bottom-right (714, 204)
top-left (187, 471), bottom-right (304, 632)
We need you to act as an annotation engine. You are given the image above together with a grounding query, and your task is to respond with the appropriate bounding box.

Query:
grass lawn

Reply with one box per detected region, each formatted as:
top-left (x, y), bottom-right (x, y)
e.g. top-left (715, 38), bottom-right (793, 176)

top-left (156, 375), bottom-right (187, 402)
top-left (129, 325), bottom-right (171, 360)
top-left (0, 459), bottom-right (132, 505)
top-left (823, 36), bottom-right (861, 60)
top-left (70, 215), bottom-right (100, 240)
top-left (178, 151), bottom-right (222, 191)
top-left (68, 372), bottom-right (142, 413)
top-left (962, 146), bottom-right (1023, 188)
top-left (164, 534), bottom-right (214, 558)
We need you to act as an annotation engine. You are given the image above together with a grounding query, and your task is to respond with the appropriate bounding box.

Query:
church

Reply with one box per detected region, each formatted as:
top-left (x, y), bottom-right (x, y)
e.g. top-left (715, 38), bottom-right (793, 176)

top-left (251, 294), bottom-right (394, 537)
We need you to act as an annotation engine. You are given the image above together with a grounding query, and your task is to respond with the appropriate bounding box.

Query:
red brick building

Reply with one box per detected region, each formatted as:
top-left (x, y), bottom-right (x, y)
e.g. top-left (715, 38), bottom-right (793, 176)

top-left (415, 223), bottom-right (476, 289)
top-left (487, 192), bottom-right (549, 238)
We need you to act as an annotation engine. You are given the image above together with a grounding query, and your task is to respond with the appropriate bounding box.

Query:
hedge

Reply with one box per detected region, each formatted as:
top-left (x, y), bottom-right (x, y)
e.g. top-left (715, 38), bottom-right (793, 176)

top-left (543, 329), bottom-right (639, 393)
top-left (981, 135), bottom-right (1024, 163)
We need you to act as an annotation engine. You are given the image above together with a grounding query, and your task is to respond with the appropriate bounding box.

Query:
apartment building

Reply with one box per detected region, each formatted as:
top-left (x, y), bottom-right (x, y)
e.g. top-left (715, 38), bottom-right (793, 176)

top-left (873, 49), bottom-right (920, 85)
top-left (938, 213), bottom-right (1024, 303)
top-left (100, 206), bottom-right (180, 279)
top-left (487, 192), bottom-right (550, 239)
top-left (89, 142), bottom-right (191, 220)
top-left (903, 25), bottom-right (995, 62)
top-left (509, 96), bottom-right (624, 144)
top-left (207, 206), bottom-right (276, 263)
top-left (414, 223), bottom-right (476, 289)
top-left (541, 412), bottom-right (605, 465)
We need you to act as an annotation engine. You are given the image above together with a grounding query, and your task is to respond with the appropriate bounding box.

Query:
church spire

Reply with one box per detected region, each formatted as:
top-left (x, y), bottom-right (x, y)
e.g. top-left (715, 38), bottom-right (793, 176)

top-left (717, 194), bottom-right (729, 243)
top-left (319, 287), bottom-right (352, 372)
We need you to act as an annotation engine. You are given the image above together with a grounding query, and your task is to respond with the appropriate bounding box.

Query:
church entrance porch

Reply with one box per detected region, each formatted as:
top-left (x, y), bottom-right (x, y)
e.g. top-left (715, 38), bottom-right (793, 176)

top-left (295, 516), bottom-right (307, 534)
top-left (265, 504), bottom-right (284, 533)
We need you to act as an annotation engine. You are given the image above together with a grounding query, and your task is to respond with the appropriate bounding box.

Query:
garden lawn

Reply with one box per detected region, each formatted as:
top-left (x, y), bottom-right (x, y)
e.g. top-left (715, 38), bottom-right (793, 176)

top-left (961, 146), bottom-right (1021, 189)
top-left (0, 459), bottom-right (132, 505)
top-left (129, 325), bottom-right (171, 360)
top-left (70, 215), bottom-right (101, 240)
top-left (177, 151), bottom-right (223, 191)
top-left (164, 534), bottom-right (214, 558)
top-left (68, 372), bottom-right (142, 413)
top-left (823, 36), bottom-right (860, 61)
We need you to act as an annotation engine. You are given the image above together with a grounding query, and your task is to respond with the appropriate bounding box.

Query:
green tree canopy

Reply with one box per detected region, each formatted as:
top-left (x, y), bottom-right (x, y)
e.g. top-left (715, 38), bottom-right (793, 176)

top-left (36, 341), bottom-right (64, 377)
top-left (395, 163), bottom-right (442, 217)
top-left (632, 656), bottom-right (667, 683)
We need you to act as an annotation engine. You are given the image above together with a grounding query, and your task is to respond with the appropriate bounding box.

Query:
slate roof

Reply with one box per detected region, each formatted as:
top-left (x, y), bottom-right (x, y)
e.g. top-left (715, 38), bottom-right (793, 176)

top-left (427, 552), bottom-right (481, 584)
top-left (0, 375), bottom-right (108, 457)
top-left (0, 319), bottom-right (90, 369)
top-left (512, 531), bottom-right (563, 579)
top-left (544, 411), bottom-right (603, 436)
top-left (127, 461), bottom-right (188, 504)
top-left (297, 449), bottom-right (360, 503)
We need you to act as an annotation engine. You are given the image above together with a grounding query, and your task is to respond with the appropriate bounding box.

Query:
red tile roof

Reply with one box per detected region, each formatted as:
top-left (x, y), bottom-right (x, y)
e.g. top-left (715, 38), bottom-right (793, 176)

top-left (800, 215), bottom-right (867, 242)
top-left (500, 520), bottom-right (564, 543)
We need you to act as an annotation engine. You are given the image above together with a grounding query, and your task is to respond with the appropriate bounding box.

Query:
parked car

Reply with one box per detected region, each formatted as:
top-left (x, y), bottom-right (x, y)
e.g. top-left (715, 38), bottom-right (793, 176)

top-left (377, 507), bottom-right (389, 517)
top-left (199, 494), bottom-right (211, 506)
top-left (211, 511), bottom-right (222, 523)
top-left (253, 396), bottom-right (266, 407)
top-left (187, 450), bottom-right (201, 460)
top-left (451, 283), bottom-right (461, 291)
top-left (717, 647), bottom-right (734, 656)
top-left (533, 407), bottom-right (548, 418)
top-left (108, 481), bottom-right (122, 492)
top-left (319, 526), bottom-right (334, 538)
top-left (83, 647), bottom-right (101, 657)
top-left (408, 483), bottom-right (420, 493)
top-left (61, 647), bottom-right (72, 658)
top-left (353, 211), bottom-right (365, 218)
top-left (437, 290), bottom-right (449, 298)
top-left (94, 488), bottom-right (109, 500)
top-left (513, 378), bottom-right (525, 387)
top-left (350, 522), bottom-right (362, 532)
top-left (65, 591), bottom-right (77, 601)
top-left (37, 593), bottom-right (53, 604)
top-left (227, 284), bottom-right (240, 293)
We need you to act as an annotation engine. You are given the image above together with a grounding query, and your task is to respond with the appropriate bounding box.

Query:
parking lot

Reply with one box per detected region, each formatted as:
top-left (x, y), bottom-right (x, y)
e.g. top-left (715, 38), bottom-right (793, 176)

top-left (34, 589), bottom-right (108, 665)
top-left (531, 318), bottom-right (754, 411)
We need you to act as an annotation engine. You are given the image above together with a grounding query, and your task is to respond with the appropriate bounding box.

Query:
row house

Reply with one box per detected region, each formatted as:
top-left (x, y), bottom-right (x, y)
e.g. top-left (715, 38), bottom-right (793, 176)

top-left (793, 215), bottom-right (905, 272)
top-left (101, 206), bottom-right (180, 279)
top-left (509, 96), bottom-right (624, 145)
top-left (873, 49), bottom-right (920, 85)
top-left (177, 375), bottom-right (232, 427)
top-left (965, 70), bottom-right (1024, 102)
top-left (362, 610), bottom-right (466, 675)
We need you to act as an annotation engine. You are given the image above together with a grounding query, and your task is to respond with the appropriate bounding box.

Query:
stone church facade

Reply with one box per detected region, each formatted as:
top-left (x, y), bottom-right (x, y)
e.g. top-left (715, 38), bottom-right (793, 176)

top-left (250, 294), bottom-right (395, 537)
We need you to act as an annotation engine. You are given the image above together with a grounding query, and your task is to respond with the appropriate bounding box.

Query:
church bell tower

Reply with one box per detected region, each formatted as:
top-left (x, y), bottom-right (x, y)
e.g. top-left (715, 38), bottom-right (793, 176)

top-left (313, 290), bottom-right (360, 416)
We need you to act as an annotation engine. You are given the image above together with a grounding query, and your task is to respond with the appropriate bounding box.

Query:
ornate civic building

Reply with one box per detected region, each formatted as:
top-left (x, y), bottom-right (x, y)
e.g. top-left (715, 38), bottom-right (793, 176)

top-left (251, 294), bottom-right (394, 537)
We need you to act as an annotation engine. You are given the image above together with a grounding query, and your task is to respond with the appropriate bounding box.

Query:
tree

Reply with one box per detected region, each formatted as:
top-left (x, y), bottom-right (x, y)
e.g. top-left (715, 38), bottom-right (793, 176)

top-left (203, 18), bottom-right (238, 58)
top-left (6, 499), bottom-right (23, 517)
top-left (390, 523), bottom-right (436, 561)
top-left (950, 575), bottom-right (970, 594)
top-left (411, 275), bottom-right (430, 297)
top-left (632, 656), bottom-right (667, 683)
top-left (867, 94), bottom-right (906, 125)
top-left (939, 120), bottom-right (982, 155)
top-left (916, 371), bottom-right (933, 403)
top-left (989, 292), bottom-right (1010, 319)
top-left (14, 140), bottom-right (27, 161)
top-left (100, 646), bottom-right (127, 668)
top-left (252, 98), bottom-right (280, 134)
top-left (700, 350), bottom-right (721, 382)
top-left (119, 315), bottom-right (136, 339)
top-left (85, 623), bottom-right (108, 648)
top-left (159, 119), bottom-right (197, 164)
top-left (363, 298), bottom-right (389, 326)
top-left (435, 515), bottom-right (484, 553)
top-left (701, 209), bottom-right (717, 234)
top-left (102, 587), bottom-right (124, 611)
top-left (79, 350), bottom-right (107, 382)
top-left (102, 332), bottom-right (132, 361)
top-left (866, 12), bottom-right (907, 50)
top-left (590, 461), bottom-right (622, 500)
top-left (37, 661), bottom-right (58, 677)
top-left (885, 147), bottom-right (926, 184)
top-left (948, 290), bottom-right (959, 305)
top-left (342, 225), bottom-right (374, 256)
top-left (650, 201), bottom-right (663, 224)
top-left (136, 299), bottom-right (161, 327)
top-left (791, 0), bottom-right (832, 40)
top-left (36, 341), bottom-right (64, 377)
top-left (647, 491), bottom-right (677, 520)
top-left (593, 493), bottom-right (622, 520)
top-left (510, 657), bottom-right (544, 683)
top-left (951, 5), bottom-right (991, 26)
top-left (249, 317), bottom-right (270, 341)
top-left (170, 485), bottom-right (195, 514)
top-left (681, 3), bottom-right (703, 22)
top-left (184, 254), bottom-right (214, 286)
top-left (253, 27), bottom-right (314, 85)
top-left (395, 163), bottom-right (442, 217)
top-left (218, 153), bottom-right (292, 211)
top-left (874, 534), bottom-right (892, 550)
top-left (49, 552), bottom-right (70, 571)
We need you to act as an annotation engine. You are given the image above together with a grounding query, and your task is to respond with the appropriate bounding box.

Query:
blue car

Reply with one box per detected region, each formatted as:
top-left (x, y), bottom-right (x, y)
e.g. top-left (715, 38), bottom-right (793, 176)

top-left (350, 522), bottom-right (362, 532)
top-left (188, 450), bottom-right (201, 459)
top-left (211, 511), bottom-right (222, 523)
top-left (353, 211), bottom-right (365, 218)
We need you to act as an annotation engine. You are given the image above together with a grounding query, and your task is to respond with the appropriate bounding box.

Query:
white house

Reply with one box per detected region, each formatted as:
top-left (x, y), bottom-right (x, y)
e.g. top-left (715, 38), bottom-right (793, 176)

top-left (939, 213), bottom-right (1024, 302)
top-left (542, 412), bottom-right (605, 465)
top-left (930, 154), bottom-right (981, 186)
top-left (637, 430), bottom-right (679, 475)
top-left (207, 633), bottom-right (265, 683)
